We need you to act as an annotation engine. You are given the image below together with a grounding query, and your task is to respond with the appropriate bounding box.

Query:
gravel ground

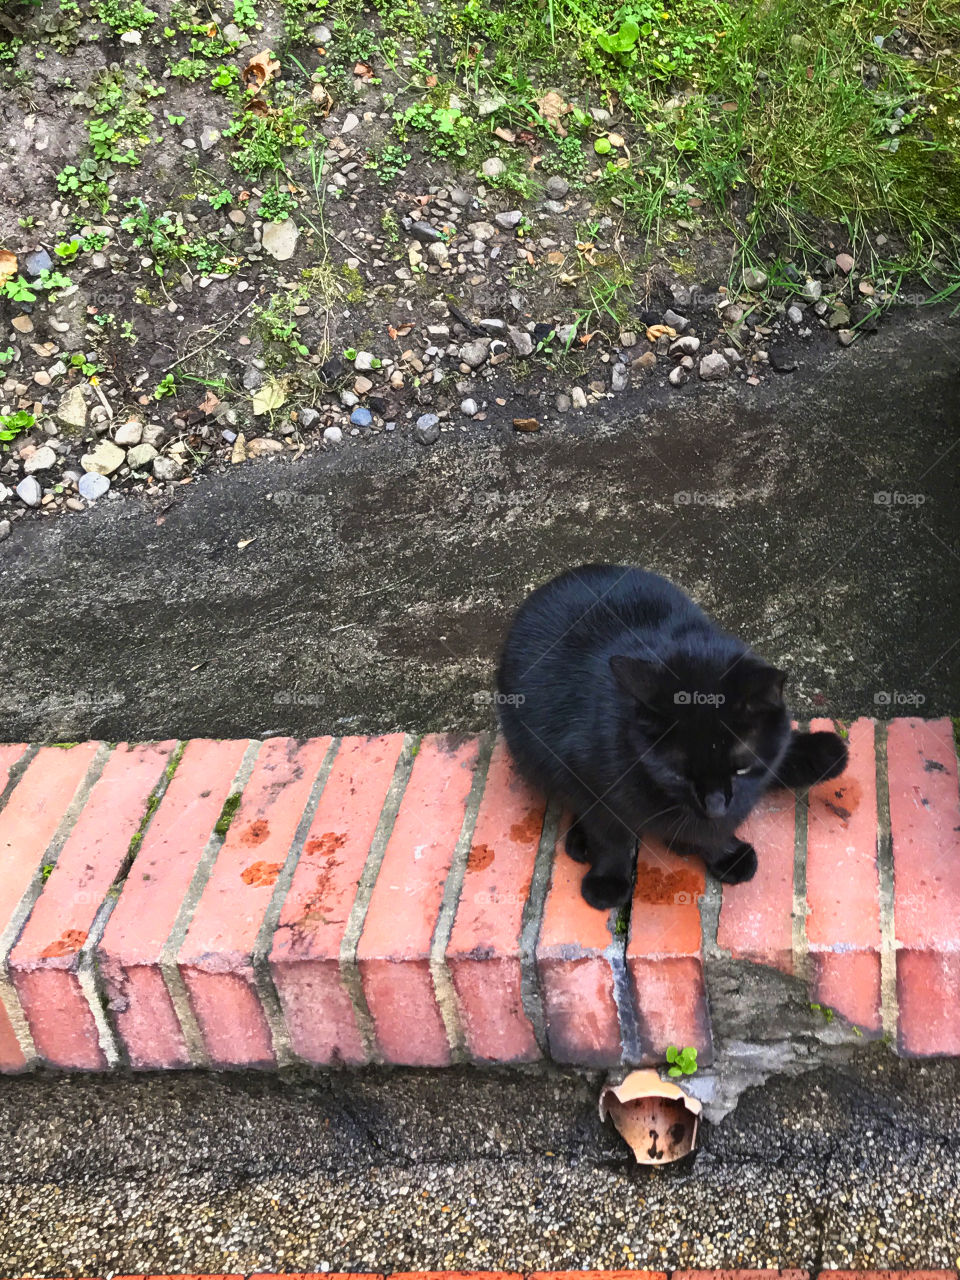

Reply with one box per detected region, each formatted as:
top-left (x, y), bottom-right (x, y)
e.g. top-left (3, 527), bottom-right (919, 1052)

top-left (1, 1054), bottom-right (960, 1273)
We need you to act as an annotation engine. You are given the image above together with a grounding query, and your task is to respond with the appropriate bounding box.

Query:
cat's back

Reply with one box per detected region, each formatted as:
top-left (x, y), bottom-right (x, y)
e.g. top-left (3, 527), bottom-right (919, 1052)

top-left (503, 563), bottom-right (698, 663)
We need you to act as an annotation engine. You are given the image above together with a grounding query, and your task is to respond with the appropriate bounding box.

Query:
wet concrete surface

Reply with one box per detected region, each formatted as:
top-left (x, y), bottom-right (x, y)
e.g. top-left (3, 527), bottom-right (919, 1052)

top-left (0, 310), bottom-right (958, 743)
top-left (1, 1055), bottom-right (959, 1273)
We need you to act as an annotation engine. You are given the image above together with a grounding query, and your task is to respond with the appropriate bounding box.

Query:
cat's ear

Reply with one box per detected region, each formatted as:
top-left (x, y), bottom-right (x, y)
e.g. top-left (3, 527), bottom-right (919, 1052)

top-left (609, 655), bottom-right (664, 707)
top-left (741, 661), bottom-right (787, 710)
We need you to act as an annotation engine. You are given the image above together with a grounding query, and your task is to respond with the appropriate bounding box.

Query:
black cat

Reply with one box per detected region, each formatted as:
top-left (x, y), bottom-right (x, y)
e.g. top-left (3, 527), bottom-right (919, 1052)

top-left (497, 564), bottom-right (847, 910)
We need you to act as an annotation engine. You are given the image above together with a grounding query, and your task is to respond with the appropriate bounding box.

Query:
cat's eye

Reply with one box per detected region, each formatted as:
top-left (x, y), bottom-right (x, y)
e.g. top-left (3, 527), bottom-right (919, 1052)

top-left (735, 766), bottom-right (752, 776)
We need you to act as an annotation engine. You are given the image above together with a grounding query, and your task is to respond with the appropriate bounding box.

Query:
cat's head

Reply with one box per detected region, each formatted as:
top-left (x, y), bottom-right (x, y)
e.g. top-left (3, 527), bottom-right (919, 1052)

top-left (609, 651), bottom-right (790, 818)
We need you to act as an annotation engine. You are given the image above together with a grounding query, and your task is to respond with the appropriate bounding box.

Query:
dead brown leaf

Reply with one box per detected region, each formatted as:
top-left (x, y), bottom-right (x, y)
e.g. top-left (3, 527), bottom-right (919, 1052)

top-left (243, 49), bottom-right (281, 92)
top-left (535, 90), bottom-right (571, 137)
top-left (311, 83), bottom-right (333, 114)
top-left (494, 126), bottom-right (516, 143)
top-left (0, 249), bottom-right (16, 286)
top-left (645, 324), bottom-right (677, 342)
top-left (354, 60), bottom-right (374, 78)
top-left (199, 389), bottom-right (220, 415)
top-left (513, 417), bottom-right (540, 432)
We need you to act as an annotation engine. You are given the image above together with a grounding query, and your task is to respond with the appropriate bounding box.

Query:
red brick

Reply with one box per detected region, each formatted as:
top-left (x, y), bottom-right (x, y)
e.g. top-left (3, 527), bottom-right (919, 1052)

top-left (357, 734), bottom-right (481, 1066)
top-left (673, 1273), bottom-right (808, 1280)
top-left (825, 1273), bottom-right (955, 1280)
top-left (536, 814), bottom-right (622, 1066)
top-left (446, 735), bottom-right (545, 1063)
top-left (270, 734), bottom-right (405, 1065)
top-left (805, 716), bottom-right (881, 1030)
top-left (717, 787), bottom-right (796, 973)
top-left (10, 741), bottom-right (175, 1068)
top-left (177, 736), bottom-right (332, 1066)
top-left (532, 1273), bottom-right (665, 1280)
top-left (98, 738), bottom-right (252, 1069)
top-left (254, 1274), bottom-right (382, 1280)
top-left (1, 743), bottom-right (102, 1072)
top-left (390, 1274), bottom-right (521, 1280)
top-left (889, 717), bottom-right (960, 1055)
top-left (627, 834), bottom-right (710, 1060)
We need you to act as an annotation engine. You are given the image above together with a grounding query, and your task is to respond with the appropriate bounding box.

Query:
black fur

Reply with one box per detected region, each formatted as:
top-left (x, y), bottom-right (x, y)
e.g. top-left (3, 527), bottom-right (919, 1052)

top-left (497, 564), bottom-right (847, 910)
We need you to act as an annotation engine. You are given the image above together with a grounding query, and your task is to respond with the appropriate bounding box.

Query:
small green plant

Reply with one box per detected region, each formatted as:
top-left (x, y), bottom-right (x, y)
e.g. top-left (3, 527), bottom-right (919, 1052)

top-left (154, 372), bottom-right (176, 399)
top-left (91, 0), bottom-right (157, 35)
top-left (0, 410), bottom-right (36, 445)
top-left (54, 238), bottom-right (82, 262)
top-left (809, 1002), bottom-right (836, 1024)
top-left (233, 0), bottom-right (258, 27)
top-left (0, 347), bottom-right (14, 366)
top-left (214, 791), bottom-right (242, 837)
top-left (210, 188), bottom-right (233, 210)
top-left (1, 276), bottom-right (36, 303)
top-left (665, 1044), bottom-right (698, 1077)
top-left (258, 187), bottom-right (297, 222)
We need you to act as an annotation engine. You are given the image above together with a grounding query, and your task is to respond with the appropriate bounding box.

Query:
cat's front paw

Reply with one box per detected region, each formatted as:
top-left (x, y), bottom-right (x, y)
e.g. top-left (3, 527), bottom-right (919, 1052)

top-left (713, 840), bottom-right (758, 885)
top-left (801, 730), bottom-right (848, 783)
top-left (564, 819), bottom-right (590, 864)
top-left (581, 868), bottom-right (633, 910)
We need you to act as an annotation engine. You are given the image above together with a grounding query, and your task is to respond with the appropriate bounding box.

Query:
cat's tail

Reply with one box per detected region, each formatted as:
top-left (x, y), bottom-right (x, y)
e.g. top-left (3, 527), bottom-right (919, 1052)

top-left (772, 729), bottom-right (848, 790)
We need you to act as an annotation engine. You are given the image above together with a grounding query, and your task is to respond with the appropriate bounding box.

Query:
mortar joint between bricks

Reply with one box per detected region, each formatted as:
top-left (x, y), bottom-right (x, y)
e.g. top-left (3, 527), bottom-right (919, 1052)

top-left (78, 741), bottom-right (187, 1069)
top-left (0, 745), bottom-right (39, 820)
top-left (339, 733), bottom-right (420, 1064)
top-left (430, 730), bottom-right (495, 1064)
top-left (875, 720), bottom-right (899, 1042)
top-left (158, 738), bottom-right (264, 1068)
top-left (518, 796), bottom-right (561, 1058)
top-left (253, 736), bottom-right (342, 1067)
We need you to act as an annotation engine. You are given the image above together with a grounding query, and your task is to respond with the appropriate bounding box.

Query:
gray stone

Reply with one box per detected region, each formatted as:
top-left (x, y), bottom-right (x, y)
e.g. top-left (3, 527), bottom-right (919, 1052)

top-left (495, 210), bottom-right (523, 230)
top-left (56, 384), bottom-right (87, 431)
top-left (477, 94), bottom-right (506, 117)
top-left (199, 126), bottom-right (220, 152)
top-left (414, 414), bottom-right (440, 445)
top-left (299, 407), bottom-right (321, 428)
top-left (114, 419), bottom-right (143, 446)
top-left (699, 352), bottom-right (730, 381)
top-left (801, 277), bottom-right (823, 302)
top-left (742, 267), bottom-right (768, 291)
top-left (507, 327), bottom-right (533, 357)
top-left (571, 387), bottom-right (587, 410)
top-left (127, 443), bottom-right (158, 470)
top-left (426, 241), bottom-right (449, 265)
top-left (555, 393), bottom-right (571, 413)
top-left (25, 248), bottom-right (52, 277)
top-left (663, 308), bottom-right (690, 332)
top-left (480, 157), bottom-right (505, 179)
top-left (460, 398), bottom-right (478, 416)
top-left (354, 351), bottom-right (377, 371)
top-left (242, 366), bottom-right (263, 391)
top-left (15, 477), bottom-right (41, 507)
top-left (460, 339), bottom-right (491, 369)
top-left (467, 221), bottom-right (497, 241)
top-left (261, 218), bottom-right (299, 262)
top-left (670, 334), bottom-right (701, 356)
top-left (610, 363), bottom-right (630, 392)
top-left (80, 440), bottom-right (125, 475)
top-left (669, 364), bottom-right (688, 387)
top-left (410, 221), bottom-right (442, 244)
top-left (545, 175), bottom-right (569, 199)
top-left (787, 305), bottom-right (804, 325)
top-left (723, 346), bottom-right (744, 367)
top-left (0, 519), bottom-right (10, 541)
top-left (323, 425), bottom-right (343, 445)
top-left (341, 112), bottom-right (360, 134)
top-left (23, 446), bottom-right (56, 474)
top-left (153, 456), bottom-right (185, 482)
top-left (449, 187), bottom-right (471, 206)
top-left (838, 329), bottom-right (857, 347)
top-left (478, 319), bottom-right (505, 334)
top-left (78, 471), bottom-right (110, 501)
top-left (828, 305), bottom-right (851, 330)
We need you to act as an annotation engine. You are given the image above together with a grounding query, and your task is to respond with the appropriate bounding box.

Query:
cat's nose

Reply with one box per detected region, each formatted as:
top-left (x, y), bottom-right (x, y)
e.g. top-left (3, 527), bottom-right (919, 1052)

top-left (703, 789), bottom-right (728, 818)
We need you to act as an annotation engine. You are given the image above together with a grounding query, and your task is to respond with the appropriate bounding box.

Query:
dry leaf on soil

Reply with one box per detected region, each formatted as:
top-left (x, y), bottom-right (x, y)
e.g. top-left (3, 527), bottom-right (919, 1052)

top-left (0, 250), bottom-right (17, 285)
top-left (243, 49), bottom-right (281, 92)
top-left (251, 378), bottom-right (286, 416)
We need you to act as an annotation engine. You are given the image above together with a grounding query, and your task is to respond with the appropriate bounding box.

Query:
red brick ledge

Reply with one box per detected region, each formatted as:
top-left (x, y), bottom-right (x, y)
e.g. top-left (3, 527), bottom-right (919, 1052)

top-left (0, 718), bottom-right (957, 1073)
